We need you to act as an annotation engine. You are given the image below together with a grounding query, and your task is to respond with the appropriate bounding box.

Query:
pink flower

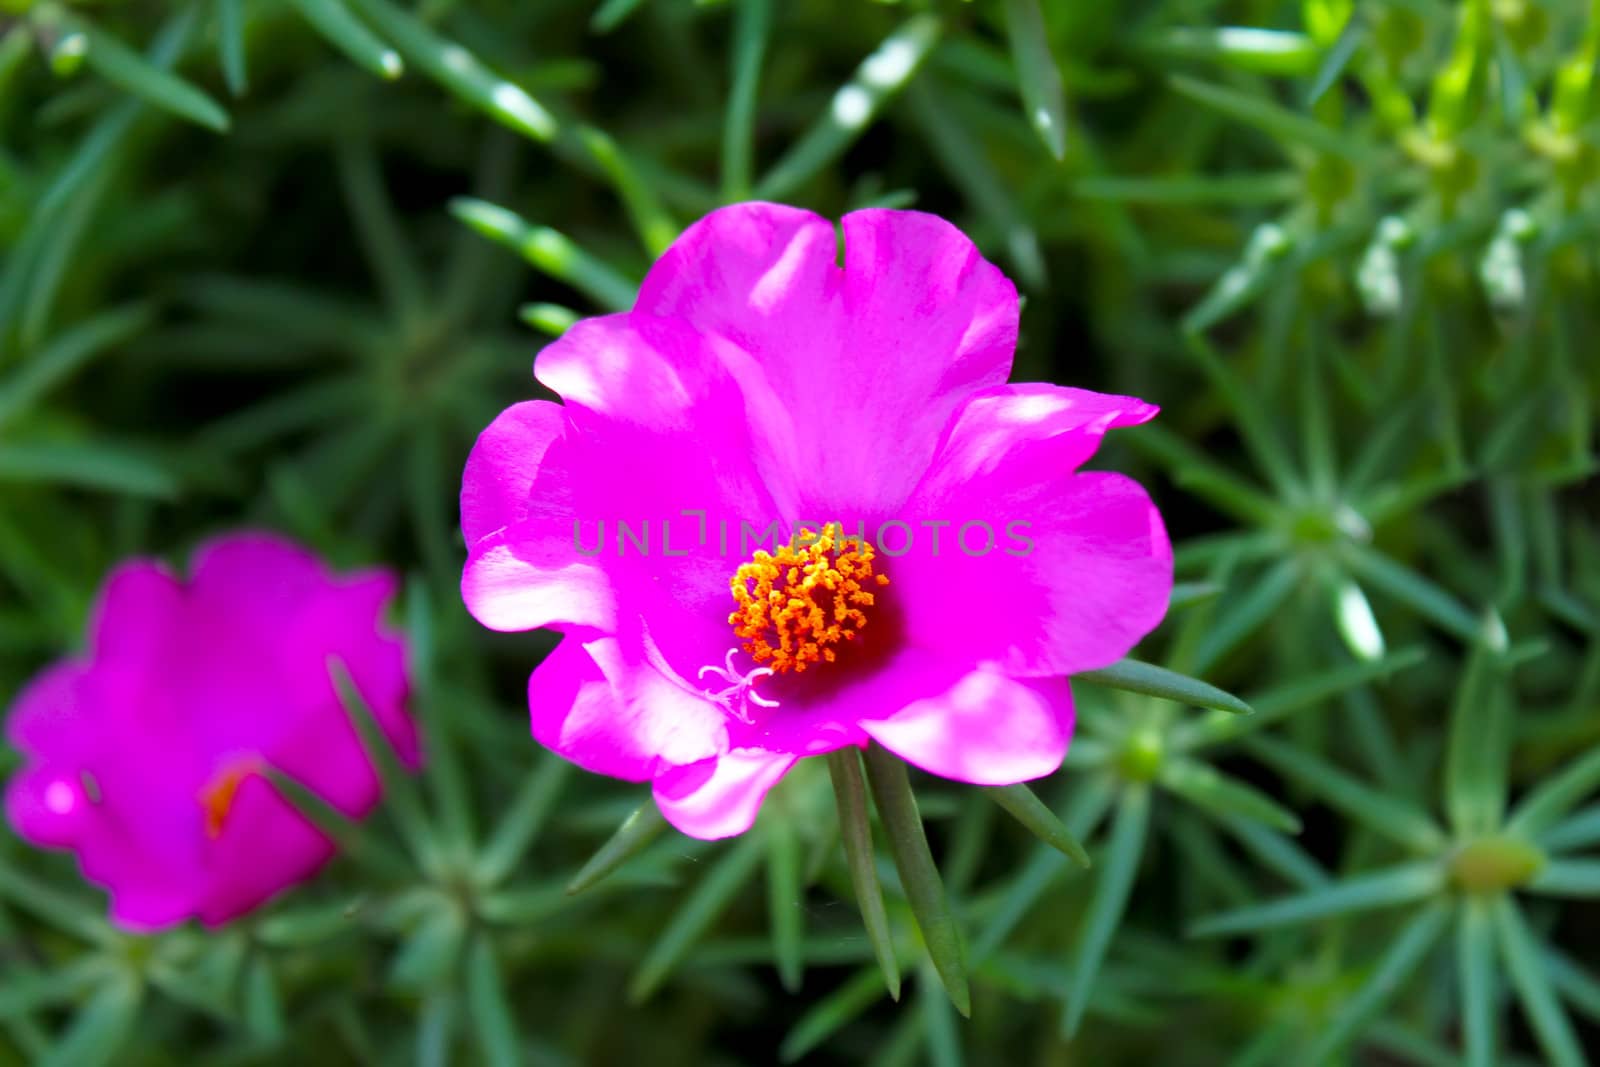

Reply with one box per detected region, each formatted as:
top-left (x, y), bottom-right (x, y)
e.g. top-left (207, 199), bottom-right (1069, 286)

top-left (461, 204), bottom-right (1171, 840)
top-left (3, 533), bottom-right (417, 930)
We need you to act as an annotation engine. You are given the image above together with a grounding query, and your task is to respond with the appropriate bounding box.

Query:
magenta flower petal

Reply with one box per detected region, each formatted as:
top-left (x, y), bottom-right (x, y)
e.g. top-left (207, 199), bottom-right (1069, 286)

top-left (635, 203), bottom-right (1016, 514)
top-left (463, 314), bottom-right (781, 654)
top-left (5, 661), bottom-right (94, 762)
top-left (461, 399), bottom-right (566, 545)
top-left (4, 766), bottom-right (93, 848)
top-left (653, 747), bottom-right (799, 839)
top-left (860, 671), bottom-right (1074, 786)
top-left (528, 634), bottom-right (727, 781)
top-left (896, 385), bottom-right (1172, 676)
top-left (89, 561), bottom-right (184, 671)
top-left (464, 204), bottom-right (1173, 839)
top-left (200, 773), bottom-right (334, 926)
top-left (3, 531), bottom-right (417, 929)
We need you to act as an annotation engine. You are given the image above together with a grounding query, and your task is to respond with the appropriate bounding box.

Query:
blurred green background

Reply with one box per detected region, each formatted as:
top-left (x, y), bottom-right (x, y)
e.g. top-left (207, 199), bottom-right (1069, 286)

top-left (2, 0), bottom-right (1598, 1063)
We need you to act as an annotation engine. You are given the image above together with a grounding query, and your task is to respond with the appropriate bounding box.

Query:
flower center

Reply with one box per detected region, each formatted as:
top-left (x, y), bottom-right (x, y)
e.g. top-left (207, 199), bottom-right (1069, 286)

top-left (199, 759), bottom-right (259, 839)
top-left (728, 527), bottom-right (889, 674)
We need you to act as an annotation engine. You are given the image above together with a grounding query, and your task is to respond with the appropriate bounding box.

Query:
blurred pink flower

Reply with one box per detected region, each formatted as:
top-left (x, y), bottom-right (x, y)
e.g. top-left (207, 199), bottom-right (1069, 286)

top-left (4, 533), bottom-right (417, 930)
top-left (461, 203), bottom-right (1171, 839)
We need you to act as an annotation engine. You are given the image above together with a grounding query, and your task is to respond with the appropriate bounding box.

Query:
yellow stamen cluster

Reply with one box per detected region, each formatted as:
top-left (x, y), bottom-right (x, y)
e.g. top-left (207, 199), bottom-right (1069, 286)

top-left (729, 528), bottom-right (889, 674)
top-left (200, 761), bottom-right (257, 839)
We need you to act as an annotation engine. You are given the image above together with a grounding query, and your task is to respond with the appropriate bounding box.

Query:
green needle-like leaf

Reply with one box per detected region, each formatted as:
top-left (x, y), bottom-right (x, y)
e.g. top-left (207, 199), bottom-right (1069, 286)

top-left (0, 958), bottom-right (113, 1019)
top-left (1542, 806), bottom-right (1600, 854)
top-left (975, 777), bottom-right (1115, 960)
top-left (214, 0), bottom-right (246, 94)
top-left (449, 197), bottom-right (638, 311)
top-left (1143, 27), bottom-right (1319, 76)
top-left (1076, 658), bottom-right (1252, 715)
top-left (565, 800), bottom-right (670, 895)
top-left (1181, 646), bottom-right (1426, 750)
top-left (1546, 948), bottom-right (1600, 1026)
top-left (1168, 581), bottom-right (1223, 610)
top-left (779, 967), bottom-right (886, 1062)
top-left (242, 958), bottom-right (286, 1045)
top-left (1459, 898), bottom-right (1499, 1067)
top-left (476, 883), bottom-right (574, 926)
top-left (1494, 897), bottom-right (1588, 1067)
top-left (1183, 331), bottom-right (1302, 495)
top-left (1190, 560), bottom-right (1301, 675)
top-left (721, 0), bottom-right (772, 201)
top-left (1508, 745), bottom-right (1600, 839)
top-left (918, 957), bottom-right (963, 1067)
top-left (1061, 785), bottom-right (1150, 1036)
top-left (331, 659), bottom-right (433, 869)
top-left (404, 579), bottom-right (472, 852)
top-left (864, 745), bottom-right (970, 1016)
top-left (1002, 0), bottom-right (1068, 160)
top-left (766, 808), bottom-right (806, 992)
top-left (336, 142), bottom-right (425, 318)
top-left (342, 0), bottom-right (557, 141)
top-left (17, 161), bottom-right (118, 350)
top-left (1216, 813), bottom-right (1327, 890)
top-left (1190, 861), bottom-right (1446, 937)
top-left (1304, 15), bottom-right (1365, 105)
top-left (1344, 544), bottom-right (1490, 647)
top-left (591, 0), bottom-right (649, 34)
top-left (629, 834), bottom-right (765, 1002)
top-left (985, 783), bottom-right (1092, 867)
top-left (1071, 172), bottom-right (1301, 205)
top-left (287, 0), bottom-right (402, 80)
top-left (0, 303), bottom-right (154, 429)
top-left (1159, 758), bottom-right (1302, 834)
top-left (475, 752), bottom-right (571, 887)
top-left (255, 898), bottom-right (365, 947)
top-left (0, 441), bottom-right (179, 498)
top-left (905, 79), bottom-right (1046, 289)
top-left (0, 25), bottom-right (33, 98)
top-left (756, 15), bottom-right (941, 199)
top-left (827, 749), bottom-right (902, 999)
top-left (37, 977), bottom-right (140, 1067)
top-left (266, 768), bottom-right (410, 879)
top-left (389, 903), bottom-right (467, 989)
top-left (465, 937), bottom-right (522, 1067)
top-left (1303, 902), bottom-right (1451, 1062)
top-left (519, 302), bottom-right (580, 336)
top-left (415, 991), bottom-right (456, 1067)
top-left (1444, 645), bottom-right (1513, 836)
top-left (68, 17), bottom-right (229, 131)
top-left (1127, 423), bottom-right (1281, 525)
top-left (0, 8), bottom-right (171, 345)
top-left (571, 125), bottom-right (678, 255)
top-left (1245, 735), bottom-right (1447, 852)
top-left (1529, 859), bottom-right (1600, 898)
top-left (1169, 73), bottom-right (1373, 161)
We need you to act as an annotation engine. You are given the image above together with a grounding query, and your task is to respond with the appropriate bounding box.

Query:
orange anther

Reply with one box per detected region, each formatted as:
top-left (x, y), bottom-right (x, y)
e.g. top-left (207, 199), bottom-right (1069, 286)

top-left (728, 528), bottom-right (887, 674)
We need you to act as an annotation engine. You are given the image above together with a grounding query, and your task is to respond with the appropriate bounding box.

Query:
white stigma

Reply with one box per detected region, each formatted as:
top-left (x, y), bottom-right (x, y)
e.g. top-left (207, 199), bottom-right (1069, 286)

top-left (698, 648), bottom-right (780, 724)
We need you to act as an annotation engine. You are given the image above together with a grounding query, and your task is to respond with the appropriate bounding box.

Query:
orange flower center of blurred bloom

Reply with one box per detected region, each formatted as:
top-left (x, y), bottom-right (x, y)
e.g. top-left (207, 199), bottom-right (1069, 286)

top-left (729, 528), bottom-right (889, 675)
top-left (199, 759), bottom-right (260, 839)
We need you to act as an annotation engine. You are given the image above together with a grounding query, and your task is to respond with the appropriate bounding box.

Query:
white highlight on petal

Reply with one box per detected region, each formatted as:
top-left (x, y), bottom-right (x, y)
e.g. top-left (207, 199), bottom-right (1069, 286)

top-left (44, 779), bottom-right (77, 816)
top-left (1006, 393), bottom-right (1068, 423)
top-left (750, 230), bottom-right (817, 312)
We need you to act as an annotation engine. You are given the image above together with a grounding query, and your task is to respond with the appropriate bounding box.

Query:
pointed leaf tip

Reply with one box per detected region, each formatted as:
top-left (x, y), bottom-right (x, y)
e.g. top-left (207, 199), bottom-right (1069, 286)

top-left (986, 783), bottom-right (1092, 868)
top-left (863, 745), bottom-right (970, 1016)
top-left (566, 800), bottom-right (669, 895)
top-left (1077, 658), bottom-right (1253, 715)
